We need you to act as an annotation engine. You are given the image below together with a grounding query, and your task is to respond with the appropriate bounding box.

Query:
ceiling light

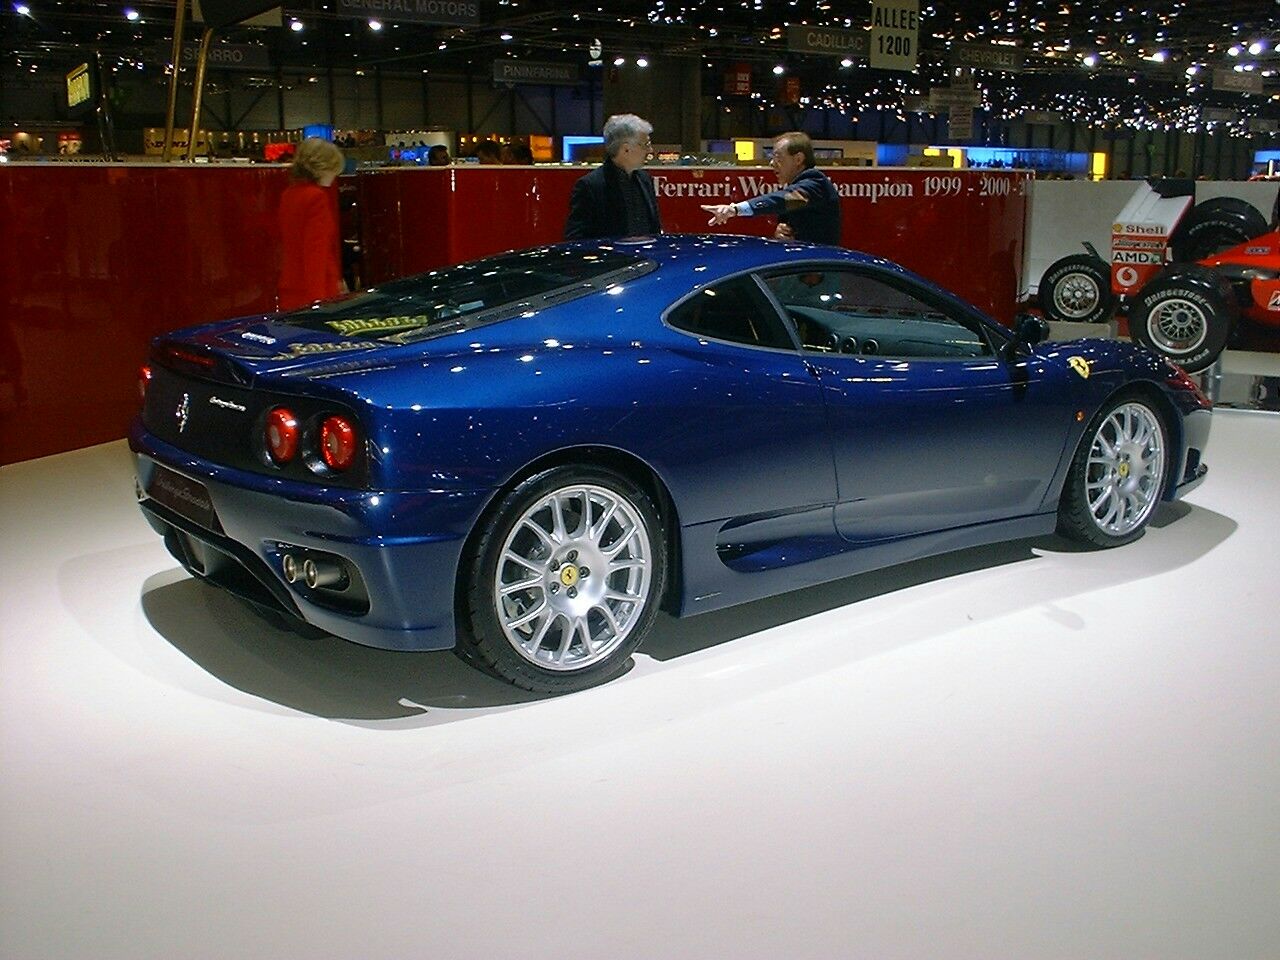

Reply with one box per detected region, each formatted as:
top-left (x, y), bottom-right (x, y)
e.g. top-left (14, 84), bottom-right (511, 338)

top-left (368, 19), bottom-right (382, 31)
top-left (1082, 53), bottom-right (1097, 67)
top-left (613, 56), bottom-right (626, 66)
top-left (500, 32), bottom-right (513, 41)
top-left (290, 19), bottom-right (303, 32)
top-left (124, 7), bottom-right (139, 19)
top-left (1228, 45), bottom-right (1241, 56)
top-left (636, 57), bottom-right (648, 68)
top-left (1248, 41), bottom-right (1267, 55)
top-left (840, 58), bottom-right (853, 68)
top-left (14, 2), bottom-right (31, 13)
top-left (772, 64), bottom-right (785, 75)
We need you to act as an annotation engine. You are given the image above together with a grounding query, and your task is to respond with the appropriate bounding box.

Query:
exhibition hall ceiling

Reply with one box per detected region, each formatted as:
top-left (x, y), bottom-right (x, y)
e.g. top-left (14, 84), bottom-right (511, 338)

top-left (5, 1), bottom-right (1277, 126)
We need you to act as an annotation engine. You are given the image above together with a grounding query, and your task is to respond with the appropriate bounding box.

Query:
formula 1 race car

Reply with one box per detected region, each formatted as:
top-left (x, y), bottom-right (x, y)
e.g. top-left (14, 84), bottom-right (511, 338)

top-left (1039, 179), bottom-right (1279, 372)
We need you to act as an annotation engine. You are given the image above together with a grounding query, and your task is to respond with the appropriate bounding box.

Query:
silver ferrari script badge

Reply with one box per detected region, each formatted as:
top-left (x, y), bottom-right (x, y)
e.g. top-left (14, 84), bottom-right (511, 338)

top-left (175, 393), bottom-right (190, 432)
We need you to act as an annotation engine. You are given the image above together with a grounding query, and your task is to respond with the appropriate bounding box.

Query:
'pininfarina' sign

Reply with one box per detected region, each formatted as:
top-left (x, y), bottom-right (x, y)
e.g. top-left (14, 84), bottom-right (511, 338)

top-left (493, 60), bottom-right (579, 86)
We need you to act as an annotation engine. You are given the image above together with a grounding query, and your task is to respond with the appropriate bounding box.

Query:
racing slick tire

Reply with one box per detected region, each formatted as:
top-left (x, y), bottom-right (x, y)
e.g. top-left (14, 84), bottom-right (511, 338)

top-left (1039, 254), bottom-right (1115, 325)
top-left (460, 465), bottom-right (666, 694)
top-left (1170, 197), bottom-right (1268, 263)
top-left (1131, 266), bottom-right (1237, 373)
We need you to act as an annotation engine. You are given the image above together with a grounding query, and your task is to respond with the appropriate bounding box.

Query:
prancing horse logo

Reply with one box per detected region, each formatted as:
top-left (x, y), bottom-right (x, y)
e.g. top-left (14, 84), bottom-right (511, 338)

top-left (175, 393), bottom-right (190, 432)
top-left (1068, 356), bottom-right (1091, 379)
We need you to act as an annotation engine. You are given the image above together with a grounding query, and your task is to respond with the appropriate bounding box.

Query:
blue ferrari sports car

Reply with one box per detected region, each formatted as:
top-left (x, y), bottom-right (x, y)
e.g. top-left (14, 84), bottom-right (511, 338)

top-left (131, 235), bottom-right (1211, 692)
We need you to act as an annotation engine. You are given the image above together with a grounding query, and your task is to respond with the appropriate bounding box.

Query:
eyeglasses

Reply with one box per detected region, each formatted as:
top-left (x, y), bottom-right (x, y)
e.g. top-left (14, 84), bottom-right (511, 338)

top-left (629, 138), bottom-right (652, 150)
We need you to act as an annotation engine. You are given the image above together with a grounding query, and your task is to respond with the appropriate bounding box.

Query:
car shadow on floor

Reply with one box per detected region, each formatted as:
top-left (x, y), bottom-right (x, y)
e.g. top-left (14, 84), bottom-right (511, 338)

top-left (138, 500), bottom-right (1225, 724)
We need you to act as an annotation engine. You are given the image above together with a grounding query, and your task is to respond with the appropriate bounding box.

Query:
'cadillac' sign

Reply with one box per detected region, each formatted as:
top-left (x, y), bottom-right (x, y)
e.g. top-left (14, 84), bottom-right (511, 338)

top-left (786, 26), bottom-right (868, 59)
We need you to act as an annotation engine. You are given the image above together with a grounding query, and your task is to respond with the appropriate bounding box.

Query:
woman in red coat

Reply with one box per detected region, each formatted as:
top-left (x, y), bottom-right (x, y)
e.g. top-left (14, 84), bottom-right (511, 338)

top-left (277, 138), bottom-right (346, 311)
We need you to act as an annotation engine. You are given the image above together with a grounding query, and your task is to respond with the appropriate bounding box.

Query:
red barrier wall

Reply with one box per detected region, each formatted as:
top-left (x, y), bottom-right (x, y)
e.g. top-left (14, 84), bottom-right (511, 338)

top-left (359, 166), bottom-right (1031, 323)
top-left (1, 164), bottom-right (1027, 465)
top-left (1, 165), bottom-right (291, 465)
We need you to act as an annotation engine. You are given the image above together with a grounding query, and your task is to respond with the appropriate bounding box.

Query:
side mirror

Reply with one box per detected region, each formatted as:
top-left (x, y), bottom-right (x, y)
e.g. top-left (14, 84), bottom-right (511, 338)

top-left (1004, 312), bottom-right (1051, 359)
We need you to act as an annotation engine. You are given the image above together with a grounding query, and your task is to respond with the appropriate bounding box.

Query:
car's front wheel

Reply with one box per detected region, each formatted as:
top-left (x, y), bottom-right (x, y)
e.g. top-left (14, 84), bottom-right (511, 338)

top-left (1057, 396), bottom-right (1169, 548)
top-left (461, 465), bottom-right (666, 693)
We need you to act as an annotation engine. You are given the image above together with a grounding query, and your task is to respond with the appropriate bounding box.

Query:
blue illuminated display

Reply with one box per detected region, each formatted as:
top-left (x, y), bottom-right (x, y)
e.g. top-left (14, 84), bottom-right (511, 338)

top-left (562, 135), bottom-right (604, 162)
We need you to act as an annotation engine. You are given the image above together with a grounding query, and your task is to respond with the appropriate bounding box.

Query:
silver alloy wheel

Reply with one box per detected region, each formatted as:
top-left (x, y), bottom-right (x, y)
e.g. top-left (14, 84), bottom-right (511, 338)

top-left (1147, 296), bottom-right (1208, 355)
top-left (1053, 272), bottom-right (1100, 320)
top-left (494, 484), bottom-right (653, 671)
top-left (1084, 402), bottom-right (1165, 537)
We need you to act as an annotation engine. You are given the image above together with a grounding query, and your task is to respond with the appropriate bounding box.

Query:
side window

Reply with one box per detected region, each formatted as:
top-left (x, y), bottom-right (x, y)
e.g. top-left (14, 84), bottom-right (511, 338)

top-left (763, 269), bottom-right (991, 359)
top-left (667, 275), bottom-right (795, 350)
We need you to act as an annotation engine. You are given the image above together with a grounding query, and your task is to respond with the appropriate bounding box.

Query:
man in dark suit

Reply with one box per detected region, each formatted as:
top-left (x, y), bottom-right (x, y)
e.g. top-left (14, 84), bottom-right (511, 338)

top-left (702, 131), bottom-right (842, 245)
top-left (564, 114), bottom-right (662, 240)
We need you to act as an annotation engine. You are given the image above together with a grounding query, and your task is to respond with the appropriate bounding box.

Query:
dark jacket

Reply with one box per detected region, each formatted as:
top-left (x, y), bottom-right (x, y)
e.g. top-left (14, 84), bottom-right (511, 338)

top-left (745, 166), bottom-right (842, 245)
top-left (564, 158), bottom-right (662, 240)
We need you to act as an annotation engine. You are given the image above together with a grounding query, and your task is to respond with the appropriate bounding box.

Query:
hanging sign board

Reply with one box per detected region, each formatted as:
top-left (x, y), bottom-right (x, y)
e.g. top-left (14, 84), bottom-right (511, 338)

top-left (724, 63), bottom-right (752, 96)
top-left (929, 85), bottom-right (980, 111)
top-left (66, 63), bottom-right (93, 112)
top-left (1202, 107), bottom-right (1238, 123)
top-left (192, 0), bottom-right (281, 28)
top-left (1022, 110), bottom-right (1062, 125)
top-left (1212, 69), bottom-right (1263, 95)
top-left (332, 0), bottom-right (479, 27)
top-left (870, 0), bottom-right (919, 72)
top-left (492, 60), bottom-right (579, 86)
top-left (151, 41), bottom-right (272, 71)
top-left (786, 25), bottom-right (868, 59)
top-left (948, 111), bottom-right (974, 141)
top-left (950, 42), bottom-right (1024, 73)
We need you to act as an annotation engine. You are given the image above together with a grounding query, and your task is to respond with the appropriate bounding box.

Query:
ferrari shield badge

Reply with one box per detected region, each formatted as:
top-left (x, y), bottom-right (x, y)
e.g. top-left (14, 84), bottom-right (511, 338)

top-left (1068, 357), bottom-right (1091, 379)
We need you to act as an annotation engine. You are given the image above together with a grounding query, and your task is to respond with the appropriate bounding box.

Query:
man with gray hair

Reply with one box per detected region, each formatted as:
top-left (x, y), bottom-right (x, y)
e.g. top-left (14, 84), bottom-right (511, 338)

top-left (564, 113), bottom-right (662, 240)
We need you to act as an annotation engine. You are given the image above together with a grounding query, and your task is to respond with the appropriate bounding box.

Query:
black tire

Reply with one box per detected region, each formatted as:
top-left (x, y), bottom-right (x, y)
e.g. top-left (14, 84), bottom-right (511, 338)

top-left (1058, 393), bottom-right (1170, 548)
top-left (459, 465), bottom-right (666, 694)
top-left (1131, 266), bottom-right (1236, 373)
top-left (1170, 197), bottom-right (1268, 262)
top-left (1039, 254), bottom-right (1115, 324)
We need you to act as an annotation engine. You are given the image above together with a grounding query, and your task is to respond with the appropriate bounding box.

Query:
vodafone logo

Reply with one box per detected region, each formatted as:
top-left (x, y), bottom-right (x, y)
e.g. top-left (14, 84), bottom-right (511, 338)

top-left (1116, 266), bottom-right (1140, 287)
top-left (1268, 291), bottom-right (1280, 310)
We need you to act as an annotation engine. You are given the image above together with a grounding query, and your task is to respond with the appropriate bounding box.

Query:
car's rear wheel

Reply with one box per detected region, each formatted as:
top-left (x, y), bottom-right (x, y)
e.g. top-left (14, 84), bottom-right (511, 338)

top-left (1131, 266), bottom-right (1236, 373)
top-left (1039, 254), bottom-right (1115, 325)
top-left (461, 465), bottom-right (665, 693)
top-left (1058, 396), bottom-right (1168, 548)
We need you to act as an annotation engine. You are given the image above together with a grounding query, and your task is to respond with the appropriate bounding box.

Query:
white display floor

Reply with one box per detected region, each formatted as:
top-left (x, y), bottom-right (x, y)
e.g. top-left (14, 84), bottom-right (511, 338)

top-left (2, 412), bottom-right (1278, 960)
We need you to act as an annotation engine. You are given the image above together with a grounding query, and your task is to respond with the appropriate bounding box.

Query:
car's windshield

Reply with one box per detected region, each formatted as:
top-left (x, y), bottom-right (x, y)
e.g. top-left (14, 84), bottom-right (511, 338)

top-left (283, 247), bottom-right (647, 341)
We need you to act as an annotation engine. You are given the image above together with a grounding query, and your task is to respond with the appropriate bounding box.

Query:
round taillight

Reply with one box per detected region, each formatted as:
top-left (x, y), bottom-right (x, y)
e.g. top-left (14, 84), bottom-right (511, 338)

top-left (319, 415), bottom-right (358, 471)
top-left (138, 365), bottom-right (152, 401)
top-left (265, 407), bottom-right (300, 463)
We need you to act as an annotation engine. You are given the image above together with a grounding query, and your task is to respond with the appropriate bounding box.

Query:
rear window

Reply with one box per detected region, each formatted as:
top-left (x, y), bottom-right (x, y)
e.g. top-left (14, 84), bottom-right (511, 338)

top-left (284, 247), bottom-right (650, 342)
